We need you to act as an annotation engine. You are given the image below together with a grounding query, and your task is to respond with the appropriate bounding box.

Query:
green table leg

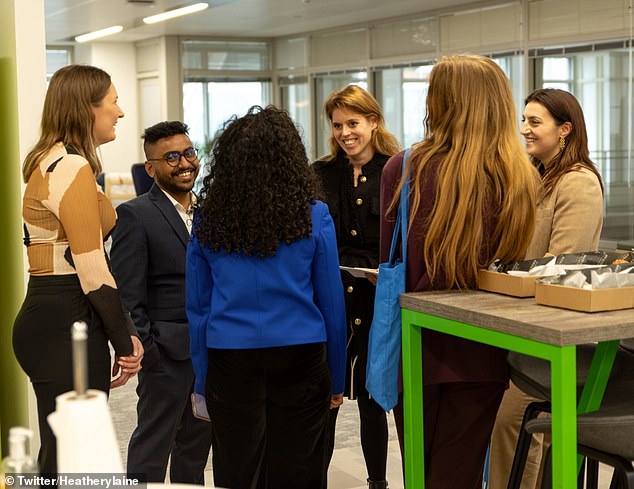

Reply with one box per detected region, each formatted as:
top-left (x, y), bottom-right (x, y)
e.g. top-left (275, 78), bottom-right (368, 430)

top-left (550, 346), bottom-right (577, 489)
top-left (402, 309), bottom-right (425, 489)
top-left (573, 340), bottom-right (620, 469)
top-left (577, 340), bottom-right (619, 413)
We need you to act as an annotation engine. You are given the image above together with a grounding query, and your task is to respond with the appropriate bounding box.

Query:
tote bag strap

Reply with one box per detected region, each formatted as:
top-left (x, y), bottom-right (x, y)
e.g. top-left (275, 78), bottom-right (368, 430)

top-left (388, 148), bottom-right (412, 265)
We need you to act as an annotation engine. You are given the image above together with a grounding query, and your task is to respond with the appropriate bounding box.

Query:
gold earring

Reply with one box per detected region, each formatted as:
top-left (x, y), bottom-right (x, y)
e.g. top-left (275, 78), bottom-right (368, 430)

top-left (559, 136), bottom-right (566, 150)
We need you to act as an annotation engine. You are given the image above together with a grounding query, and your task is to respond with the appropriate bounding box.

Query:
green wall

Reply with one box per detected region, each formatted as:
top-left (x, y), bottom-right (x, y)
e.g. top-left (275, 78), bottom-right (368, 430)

top-left (0, 1), bottom-right (29, 456)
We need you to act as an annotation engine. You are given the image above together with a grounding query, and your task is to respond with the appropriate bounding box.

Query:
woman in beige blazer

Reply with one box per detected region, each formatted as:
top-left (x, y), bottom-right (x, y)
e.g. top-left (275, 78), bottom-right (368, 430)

top-left (488, 88), bottom-right (604, 489)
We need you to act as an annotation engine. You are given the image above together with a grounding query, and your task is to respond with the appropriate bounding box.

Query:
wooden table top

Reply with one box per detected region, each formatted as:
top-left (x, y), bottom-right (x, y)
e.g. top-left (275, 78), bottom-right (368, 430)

top-left (400, 290), bottom-right (634, 346)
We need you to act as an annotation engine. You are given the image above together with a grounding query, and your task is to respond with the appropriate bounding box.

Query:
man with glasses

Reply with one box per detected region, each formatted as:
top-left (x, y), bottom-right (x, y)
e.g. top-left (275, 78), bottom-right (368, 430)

top-left (111, 121), bottom-right (212, 483)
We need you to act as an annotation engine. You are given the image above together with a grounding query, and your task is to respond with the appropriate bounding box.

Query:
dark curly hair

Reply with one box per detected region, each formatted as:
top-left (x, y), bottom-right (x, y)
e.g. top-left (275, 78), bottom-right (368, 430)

top-left (194, 105), bottom-right (322, 258)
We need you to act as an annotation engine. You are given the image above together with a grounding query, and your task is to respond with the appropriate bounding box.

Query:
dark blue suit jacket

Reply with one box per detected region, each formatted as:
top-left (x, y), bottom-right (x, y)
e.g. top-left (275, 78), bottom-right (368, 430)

top-left (110, 183), bottom-right (191, 368)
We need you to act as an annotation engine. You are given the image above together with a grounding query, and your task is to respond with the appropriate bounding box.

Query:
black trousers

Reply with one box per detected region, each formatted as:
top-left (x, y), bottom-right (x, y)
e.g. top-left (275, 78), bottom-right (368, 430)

top-left (126, 353), bottom-right (212, 483)
top-left (393, 381), bottom-right (506, 489)
top-left (323, 277), bottom-right (388, 485)
top-left (12, 275), bottom-right (111, 477)
top-left (206, 343), bottom-right (331, 489)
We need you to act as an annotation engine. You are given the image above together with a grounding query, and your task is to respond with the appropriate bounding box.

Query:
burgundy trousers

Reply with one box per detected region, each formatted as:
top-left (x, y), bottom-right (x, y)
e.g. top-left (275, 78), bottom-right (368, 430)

top-left (394, 381), bottom-right (506, 489)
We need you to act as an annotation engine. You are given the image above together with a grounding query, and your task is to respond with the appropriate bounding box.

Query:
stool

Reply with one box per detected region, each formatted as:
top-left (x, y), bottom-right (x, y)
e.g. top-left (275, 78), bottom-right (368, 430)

top-left (506, 342), bottom-right (634, 489)
top-left (525, 384), bottom-right (634, 489)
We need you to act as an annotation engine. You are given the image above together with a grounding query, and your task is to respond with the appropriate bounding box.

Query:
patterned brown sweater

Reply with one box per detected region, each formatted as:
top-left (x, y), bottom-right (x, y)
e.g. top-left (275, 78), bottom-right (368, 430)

top-left (22, 142), bottom-right (135, 355)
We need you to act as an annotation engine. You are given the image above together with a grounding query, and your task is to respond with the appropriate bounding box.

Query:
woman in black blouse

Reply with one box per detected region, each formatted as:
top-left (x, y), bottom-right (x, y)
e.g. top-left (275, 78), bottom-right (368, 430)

top-left (313, 84), bottom-right (399, 489)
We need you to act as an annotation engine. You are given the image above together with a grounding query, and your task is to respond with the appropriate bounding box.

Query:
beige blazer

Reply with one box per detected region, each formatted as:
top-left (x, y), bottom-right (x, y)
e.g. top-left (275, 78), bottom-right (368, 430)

top-left (525, 166), bottom-right (603, 259)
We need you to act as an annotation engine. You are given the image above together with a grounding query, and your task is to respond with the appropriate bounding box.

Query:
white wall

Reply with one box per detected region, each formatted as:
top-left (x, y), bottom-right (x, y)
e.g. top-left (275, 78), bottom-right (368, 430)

top-left (136, 36), bottom-right (183, 142)
top-left (15, 2), bottom-right (47, 161)
top-left (75, 42), bottom-right (141, 173)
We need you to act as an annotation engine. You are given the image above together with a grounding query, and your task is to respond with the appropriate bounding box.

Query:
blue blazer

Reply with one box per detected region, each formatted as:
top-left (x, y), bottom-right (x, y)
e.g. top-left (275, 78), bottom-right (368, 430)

top-left (111, 183), bottom-right (191, 369)
top-left (186, 200), bottom-right (347, 395)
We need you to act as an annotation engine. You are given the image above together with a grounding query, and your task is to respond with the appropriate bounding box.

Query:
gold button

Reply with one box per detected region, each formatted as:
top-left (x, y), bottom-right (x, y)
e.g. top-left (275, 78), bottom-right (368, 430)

top-left (354, 318), bottom-right (362, 325)
top-left (347, 286), bottom-right (354, 293)
top-left (360, 176), bottom-right (367, 183)
top-left (351, 229), bottom-right (358, 236)
top-left (356, 198), bottom-right (363, 206)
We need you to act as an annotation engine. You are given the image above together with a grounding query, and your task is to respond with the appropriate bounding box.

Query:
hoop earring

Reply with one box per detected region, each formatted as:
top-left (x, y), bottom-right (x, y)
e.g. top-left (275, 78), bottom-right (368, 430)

top-left (559, 136), bottom-right (566, 150)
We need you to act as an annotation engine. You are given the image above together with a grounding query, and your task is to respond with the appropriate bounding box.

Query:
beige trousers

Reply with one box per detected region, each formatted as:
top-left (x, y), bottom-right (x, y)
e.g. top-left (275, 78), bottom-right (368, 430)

top-left (488, 382), bottom-right (548, 489)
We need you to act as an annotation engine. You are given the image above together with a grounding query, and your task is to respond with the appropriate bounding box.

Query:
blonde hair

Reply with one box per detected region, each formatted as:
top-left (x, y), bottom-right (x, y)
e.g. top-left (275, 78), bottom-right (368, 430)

top-left (392, 54), bottom-right (538, 288)
top-left (323, 84), bottom-right (400, 158)
top-left (22, 65), bottom-right (112, 182)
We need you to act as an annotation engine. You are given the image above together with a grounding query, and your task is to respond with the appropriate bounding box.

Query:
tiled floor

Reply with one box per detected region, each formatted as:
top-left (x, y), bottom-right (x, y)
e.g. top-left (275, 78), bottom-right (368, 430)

top-left (108, 378), bottom-right (615, 488)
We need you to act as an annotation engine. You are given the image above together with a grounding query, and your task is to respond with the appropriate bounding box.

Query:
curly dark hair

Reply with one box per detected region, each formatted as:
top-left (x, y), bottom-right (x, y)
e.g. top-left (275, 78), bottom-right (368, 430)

top-left (194, 105), bottom-right (322, 258)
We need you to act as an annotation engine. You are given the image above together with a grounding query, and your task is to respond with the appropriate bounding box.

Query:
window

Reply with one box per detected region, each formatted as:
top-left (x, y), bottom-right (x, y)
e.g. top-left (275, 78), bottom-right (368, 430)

top-left (182, 39), bottom-right (273, 184)
top-left (492, 54), bottom-right (525, 121)
top-left (46, 47), bottom-right (72, 80)
top-left (183, 79), bottom-right (271, 162)
top-left (184, 79), bottom-right (271, 195)
top-left (182, 40), bottom-right (270, 71)
top-left (279, 76), bottom-right (311, 155)
top-left (373, 54), bottom-right (523, 151)
top-left (375, 65), bottom-right (432, 149)
top-left (532, 49), bottom-right (633, 243)
top-left (182, 40), bottom-right (273, 193)
top-left (542, 57), bottom-right (573, 91)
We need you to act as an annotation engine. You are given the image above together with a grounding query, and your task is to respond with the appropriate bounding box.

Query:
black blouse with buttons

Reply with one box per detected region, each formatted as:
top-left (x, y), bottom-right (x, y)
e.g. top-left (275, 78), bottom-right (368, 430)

top-left (313, 150), bottom-right (389, 398)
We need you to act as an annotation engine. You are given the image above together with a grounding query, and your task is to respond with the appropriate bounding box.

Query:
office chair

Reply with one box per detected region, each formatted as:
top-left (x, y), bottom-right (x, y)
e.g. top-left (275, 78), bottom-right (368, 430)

top-left (525, 377), bottom-right (634, 489)
top-left (131, 163), bottom-right (154, 196)
top-left (506, 340), bottom-right (634, 489)
top-left (96, 172), bottom-right (106, 192)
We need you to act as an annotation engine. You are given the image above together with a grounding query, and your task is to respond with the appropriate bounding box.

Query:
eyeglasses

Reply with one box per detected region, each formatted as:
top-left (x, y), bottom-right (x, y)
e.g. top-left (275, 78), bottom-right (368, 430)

top-left (147, 147), bottom-right (198, 167)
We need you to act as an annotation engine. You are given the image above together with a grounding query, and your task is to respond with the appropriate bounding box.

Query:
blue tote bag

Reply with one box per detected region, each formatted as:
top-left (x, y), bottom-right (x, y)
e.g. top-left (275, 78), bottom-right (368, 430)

top-left (366, 148), bottom-right (411, 412)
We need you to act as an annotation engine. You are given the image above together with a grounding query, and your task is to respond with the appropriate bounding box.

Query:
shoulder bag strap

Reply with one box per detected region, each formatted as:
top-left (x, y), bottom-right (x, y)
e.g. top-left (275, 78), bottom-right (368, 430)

top-left (388, 147), bottom-right (412, 265)
top-left (400, 149), bottom-right (410, 265)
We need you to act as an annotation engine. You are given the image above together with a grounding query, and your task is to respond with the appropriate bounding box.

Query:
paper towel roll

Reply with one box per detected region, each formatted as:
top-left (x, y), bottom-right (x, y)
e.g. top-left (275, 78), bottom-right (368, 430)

top-left (47, 389), bottom-right (123, 473)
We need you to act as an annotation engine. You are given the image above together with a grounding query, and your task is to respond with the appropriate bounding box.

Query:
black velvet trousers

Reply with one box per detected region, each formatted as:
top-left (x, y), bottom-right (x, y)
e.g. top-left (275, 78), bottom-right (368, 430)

top-left (205, 343), bottom-right (331, 489)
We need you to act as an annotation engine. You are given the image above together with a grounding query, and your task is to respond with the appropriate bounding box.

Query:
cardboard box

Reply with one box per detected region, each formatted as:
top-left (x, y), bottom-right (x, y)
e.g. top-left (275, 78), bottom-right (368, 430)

top-left (478, 270), bottom-right (541, 297)
top-left (535, 282), bottom-right (634, 312)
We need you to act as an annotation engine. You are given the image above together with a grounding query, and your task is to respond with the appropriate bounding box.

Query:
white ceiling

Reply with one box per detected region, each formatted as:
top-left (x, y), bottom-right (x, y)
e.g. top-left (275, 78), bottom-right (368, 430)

top-left (45, 0), bottom-right (488, 44)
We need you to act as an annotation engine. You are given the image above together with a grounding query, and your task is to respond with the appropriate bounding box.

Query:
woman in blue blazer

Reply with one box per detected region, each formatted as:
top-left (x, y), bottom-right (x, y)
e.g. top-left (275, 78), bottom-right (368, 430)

top-left (186, 105), bottom-right (347, 489)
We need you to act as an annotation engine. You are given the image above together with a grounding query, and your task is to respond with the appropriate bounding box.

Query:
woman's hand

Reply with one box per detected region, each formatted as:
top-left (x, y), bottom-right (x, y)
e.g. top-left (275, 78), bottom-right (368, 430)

top-left (110, 336), bottom-right (144, 388)
top-left (330, 393), bottom-right (344, 409)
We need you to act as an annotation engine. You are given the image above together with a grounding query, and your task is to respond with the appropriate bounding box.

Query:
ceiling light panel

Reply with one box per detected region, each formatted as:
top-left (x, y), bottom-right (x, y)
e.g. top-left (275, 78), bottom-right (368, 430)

top-left (142, 2), bottom-right (209, 24)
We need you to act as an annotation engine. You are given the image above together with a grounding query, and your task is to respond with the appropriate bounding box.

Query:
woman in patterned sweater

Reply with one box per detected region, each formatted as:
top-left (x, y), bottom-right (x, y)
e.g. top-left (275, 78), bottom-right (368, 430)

top-left (13, 65), bottom-right (143, 477)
